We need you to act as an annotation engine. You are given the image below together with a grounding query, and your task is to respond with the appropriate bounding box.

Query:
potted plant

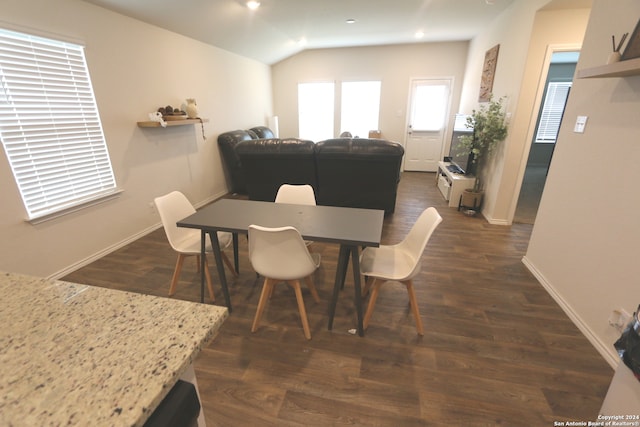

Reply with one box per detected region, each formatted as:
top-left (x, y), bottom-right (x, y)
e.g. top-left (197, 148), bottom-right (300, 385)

top-left (458, 96), bottom-right (508, 213)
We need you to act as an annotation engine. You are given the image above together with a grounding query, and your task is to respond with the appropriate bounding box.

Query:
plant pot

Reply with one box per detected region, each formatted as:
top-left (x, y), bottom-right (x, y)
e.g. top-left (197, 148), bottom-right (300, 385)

top-left (459, 189), bottom-right (483, 215)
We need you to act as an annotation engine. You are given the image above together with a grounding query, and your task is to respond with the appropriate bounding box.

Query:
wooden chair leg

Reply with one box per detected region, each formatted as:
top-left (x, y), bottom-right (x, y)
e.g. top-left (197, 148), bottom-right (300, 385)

top-left (404, 280), bottom-right (424, 336)
top-left (268, 281), bottom-right (276, 299)
top-left (362, 276), bottom-right (375, 297)
top-left (290, 280), bottom-right (312, 340)
top-left (303, 275), bottom-right (320, 303)
top-left (363, 278), bottom-right (382, 329)
top-left (252, 277), bottom-right (274, 333)
top-left (221, 252), bottom-right (238, 277)
top-left (203, 257), bottom-right (215, 302)
top-left (169, 254), bottom-right (186, 296)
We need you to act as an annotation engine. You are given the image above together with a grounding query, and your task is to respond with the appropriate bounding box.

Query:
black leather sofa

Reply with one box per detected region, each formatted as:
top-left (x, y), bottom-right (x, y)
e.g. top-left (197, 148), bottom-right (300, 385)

top-left (217, 127), bottom-right (276, 194)
top-left (234, 138), bottom-right (318, 202)
top-left (314, 138), bottom-right (404, 214)
top-left (231, 135), bottom-right (404, 214)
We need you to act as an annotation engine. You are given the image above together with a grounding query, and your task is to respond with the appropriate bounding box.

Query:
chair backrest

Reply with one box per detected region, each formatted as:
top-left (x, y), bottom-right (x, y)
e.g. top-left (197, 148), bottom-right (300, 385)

top-left (399, 207), bottom-right (443, 279)
top-left (248, 225), bottom-right (317, 280)
top-left (275, 184), bottom-right (316, 206)
top-left (154, 191), bottom-right (197, 252)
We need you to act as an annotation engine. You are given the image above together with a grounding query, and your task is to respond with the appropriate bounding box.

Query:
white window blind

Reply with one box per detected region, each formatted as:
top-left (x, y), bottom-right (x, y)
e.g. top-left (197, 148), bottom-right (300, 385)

top-left (535, 81), bottom-right (572, 143)
top-left (0, 28), bottom-right (117, 221)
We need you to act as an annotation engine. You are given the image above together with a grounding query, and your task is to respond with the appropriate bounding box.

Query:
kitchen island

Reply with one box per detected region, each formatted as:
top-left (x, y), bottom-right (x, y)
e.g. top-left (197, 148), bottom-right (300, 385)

top-left (0, 271), bottom-right (227, 426)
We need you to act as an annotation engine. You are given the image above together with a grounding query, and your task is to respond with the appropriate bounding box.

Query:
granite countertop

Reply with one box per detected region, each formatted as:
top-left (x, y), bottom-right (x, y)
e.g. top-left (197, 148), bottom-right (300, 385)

top-left (0, 272), bottom-right (228, 426)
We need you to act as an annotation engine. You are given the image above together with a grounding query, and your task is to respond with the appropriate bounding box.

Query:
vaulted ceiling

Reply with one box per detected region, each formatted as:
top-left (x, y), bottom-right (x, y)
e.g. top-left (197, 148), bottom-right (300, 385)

top-left (82, 0), bottom-right (520, 64)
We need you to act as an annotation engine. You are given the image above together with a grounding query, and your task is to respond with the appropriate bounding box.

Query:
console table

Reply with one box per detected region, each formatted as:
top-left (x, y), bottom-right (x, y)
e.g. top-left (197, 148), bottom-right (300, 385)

top-left (436, 161), bottom-right (475, 207)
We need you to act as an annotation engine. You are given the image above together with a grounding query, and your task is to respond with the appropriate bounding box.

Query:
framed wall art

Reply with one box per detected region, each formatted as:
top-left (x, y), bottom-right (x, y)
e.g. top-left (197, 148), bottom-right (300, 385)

top-left (621, 19), bottom-right (640, 60)
top-left (479, 44), bottom-right (500, 102)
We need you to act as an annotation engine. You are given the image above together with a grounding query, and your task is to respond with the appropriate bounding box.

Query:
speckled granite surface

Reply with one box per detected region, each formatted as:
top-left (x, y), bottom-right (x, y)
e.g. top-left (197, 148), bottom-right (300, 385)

top-left (0, 271), bottom-right (228, 427)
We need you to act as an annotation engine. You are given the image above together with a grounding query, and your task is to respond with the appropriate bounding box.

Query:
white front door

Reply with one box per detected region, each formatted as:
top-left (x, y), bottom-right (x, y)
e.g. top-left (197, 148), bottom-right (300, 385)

top-left (404, 79), bottom-right (452, 172)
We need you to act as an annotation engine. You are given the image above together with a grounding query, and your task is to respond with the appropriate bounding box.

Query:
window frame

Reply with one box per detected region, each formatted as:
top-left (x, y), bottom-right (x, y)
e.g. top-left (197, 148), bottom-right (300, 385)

top-left (0, 27), bottom-right (119, 222)
top-left (534, 80), bottom-right (572, 144)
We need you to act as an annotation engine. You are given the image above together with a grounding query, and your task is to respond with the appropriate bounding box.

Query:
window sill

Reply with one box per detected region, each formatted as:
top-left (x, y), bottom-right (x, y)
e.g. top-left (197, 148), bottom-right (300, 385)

top-left (27, 189), bottom-right (124, 224)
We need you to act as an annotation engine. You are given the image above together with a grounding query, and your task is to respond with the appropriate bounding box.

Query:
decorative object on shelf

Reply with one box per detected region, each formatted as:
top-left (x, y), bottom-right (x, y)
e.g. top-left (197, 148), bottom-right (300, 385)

top-left (622, 19), bottom-right (640, 60)
top-left (457, 96), bottom-right (508, 213)
top-left (479, 44), bottom-right (499, 102)
top-left (157, 104), bottom-right (187, 120)
top-left (608, 32), bottom-right (628, 64)
top-left (185, 98), bottom-right (199, 119)
top-left (148, 111), bottom-right (167, 128)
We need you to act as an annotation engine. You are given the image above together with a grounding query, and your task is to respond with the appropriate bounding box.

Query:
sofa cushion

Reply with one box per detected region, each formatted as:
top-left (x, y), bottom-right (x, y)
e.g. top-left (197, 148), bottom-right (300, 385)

top-left (235, 138), bottom-right (318, 202)
top-left (217, 129), bottom-right (257, 194)
top-left (249, 126), bottom-right (275, 139)
top-left (314, 138), bottom-right (404, 214)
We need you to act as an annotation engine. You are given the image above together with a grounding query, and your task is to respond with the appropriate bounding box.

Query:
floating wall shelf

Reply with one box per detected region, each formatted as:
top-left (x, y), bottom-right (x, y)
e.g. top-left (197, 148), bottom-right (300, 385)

top-left (137, 118), bottom-right (209, 128)
top-left (576, 57), bottom-right (640, 79)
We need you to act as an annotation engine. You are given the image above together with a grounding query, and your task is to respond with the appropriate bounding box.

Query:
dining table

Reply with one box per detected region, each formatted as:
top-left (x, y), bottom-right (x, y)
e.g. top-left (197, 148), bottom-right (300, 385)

top-left (177, 198), bottom-right (384, 337)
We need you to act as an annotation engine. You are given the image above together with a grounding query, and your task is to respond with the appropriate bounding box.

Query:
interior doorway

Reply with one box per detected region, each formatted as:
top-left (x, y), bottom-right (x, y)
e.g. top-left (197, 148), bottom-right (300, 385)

top-left (513, 50), bottom-right (579, 224)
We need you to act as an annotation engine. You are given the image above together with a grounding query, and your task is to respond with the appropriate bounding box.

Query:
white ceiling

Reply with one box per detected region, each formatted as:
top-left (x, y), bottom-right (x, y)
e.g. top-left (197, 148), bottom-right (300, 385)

top-left (82, 0), bottom-right (519, 64)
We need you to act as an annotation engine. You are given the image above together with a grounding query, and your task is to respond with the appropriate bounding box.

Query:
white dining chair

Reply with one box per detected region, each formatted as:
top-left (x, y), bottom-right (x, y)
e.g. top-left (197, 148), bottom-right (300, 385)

top-left (275, 184), bottom-right (316, 246)
top-left (359, 207), bottom-right (442, 335)
top-left (248, 224), bottom-right (321, 339)
top-left (275, 183), bottom-right (316, 206)
top-left (154, 191), bottom-right (237, 301)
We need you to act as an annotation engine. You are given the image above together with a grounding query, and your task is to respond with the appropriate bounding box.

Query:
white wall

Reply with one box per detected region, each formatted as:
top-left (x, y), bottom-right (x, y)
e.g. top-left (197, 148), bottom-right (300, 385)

top-left (0, 0), bottom-right (272, 278)
top-left (458, 0), bottom-right (591, 224)
top-left (271, 42), bottom-right (469, 154)
top-left (525, 0), bottom-right (640, 366)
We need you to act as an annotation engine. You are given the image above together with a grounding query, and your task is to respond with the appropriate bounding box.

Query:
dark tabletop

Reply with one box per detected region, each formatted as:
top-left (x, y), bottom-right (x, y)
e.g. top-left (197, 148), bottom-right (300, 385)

top-left (178, 199), bottom-right (383, 247)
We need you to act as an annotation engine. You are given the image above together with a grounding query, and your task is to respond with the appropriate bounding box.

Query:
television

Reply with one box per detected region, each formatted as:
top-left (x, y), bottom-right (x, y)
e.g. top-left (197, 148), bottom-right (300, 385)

top-left (448, 114), bottom-right (474, 175)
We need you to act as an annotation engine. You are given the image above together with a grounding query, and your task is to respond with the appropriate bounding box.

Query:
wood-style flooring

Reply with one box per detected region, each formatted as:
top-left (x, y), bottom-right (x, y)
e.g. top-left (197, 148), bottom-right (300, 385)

top-left (63, 171), bottom-right (613, 426)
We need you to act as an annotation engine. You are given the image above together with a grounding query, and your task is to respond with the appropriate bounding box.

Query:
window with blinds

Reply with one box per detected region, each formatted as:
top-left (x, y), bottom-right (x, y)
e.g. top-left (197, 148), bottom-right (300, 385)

top-left (534, 81), bottom-right (572, 143)
top-left (0, 28), bottom-right (117, 221)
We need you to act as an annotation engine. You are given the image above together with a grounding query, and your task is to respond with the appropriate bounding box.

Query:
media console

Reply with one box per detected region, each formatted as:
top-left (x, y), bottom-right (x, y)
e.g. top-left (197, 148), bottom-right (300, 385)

top-left (436, 161), bottom-right (475, 208)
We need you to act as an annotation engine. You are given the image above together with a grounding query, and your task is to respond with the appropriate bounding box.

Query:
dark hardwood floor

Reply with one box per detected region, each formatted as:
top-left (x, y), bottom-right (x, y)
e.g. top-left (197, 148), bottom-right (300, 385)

top-left (63, 172), bottom-right (613, 426)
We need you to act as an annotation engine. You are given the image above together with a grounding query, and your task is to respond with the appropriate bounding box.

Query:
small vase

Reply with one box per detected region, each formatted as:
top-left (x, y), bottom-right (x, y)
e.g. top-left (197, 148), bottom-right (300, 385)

top-left (185, 98), bottom-right (198, 119)
top-left (607, 51), bottom-right (621, 65)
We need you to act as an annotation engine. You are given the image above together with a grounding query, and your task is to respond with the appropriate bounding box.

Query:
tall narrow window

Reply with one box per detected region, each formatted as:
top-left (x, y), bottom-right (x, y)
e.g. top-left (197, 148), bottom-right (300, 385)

top-left (535, 81), bottom-right (572, 143)
top-left (340, 81), bottom-right (381, 138)
top-left (298, 82), bottom-right (334, 141)
top-left (0, 28), bottom-right (117, 221)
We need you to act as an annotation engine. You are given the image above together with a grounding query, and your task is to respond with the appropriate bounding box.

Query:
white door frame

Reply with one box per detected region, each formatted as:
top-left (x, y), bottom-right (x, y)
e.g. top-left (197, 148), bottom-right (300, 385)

top-left (507, 43), bottom-right (582, 223)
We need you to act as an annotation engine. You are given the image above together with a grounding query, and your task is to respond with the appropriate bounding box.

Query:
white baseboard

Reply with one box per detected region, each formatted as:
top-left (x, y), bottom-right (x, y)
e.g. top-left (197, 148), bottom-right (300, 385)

top-left (51, 190), bottom-right (227, 281)
top-left (50, 223), bottom-right (162, 280)
top-left (521, 255), bottom-right (619, 368)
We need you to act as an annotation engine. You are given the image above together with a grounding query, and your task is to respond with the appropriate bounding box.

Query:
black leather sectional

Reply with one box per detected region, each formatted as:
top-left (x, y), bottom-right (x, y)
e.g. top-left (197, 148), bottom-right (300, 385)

top-left (217, 129), bottom-right (404, 214)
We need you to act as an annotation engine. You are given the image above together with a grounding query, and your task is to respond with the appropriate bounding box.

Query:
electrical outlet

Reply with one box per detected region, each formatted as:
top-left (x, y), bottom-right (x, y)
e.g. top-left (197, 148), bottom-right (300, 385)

top-left (148, 201), bottom-right (156, 213)
top-left (609, 308), bottom-right (632, 332)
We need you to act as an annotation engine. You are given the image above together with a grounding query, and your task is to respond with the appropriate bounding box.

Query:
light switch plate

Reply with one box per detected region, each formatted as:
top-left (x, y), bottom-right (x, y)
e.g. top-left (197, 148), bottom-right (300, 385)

top-left (574, 115), bottom-right (588, 133)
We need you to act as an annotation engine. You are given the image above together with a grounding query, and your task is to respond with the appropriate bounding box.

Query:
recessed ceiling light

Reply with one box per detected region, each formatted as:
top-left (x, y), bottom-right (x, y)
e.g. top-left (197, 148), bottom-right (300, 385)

top-left (346, 19), bottom-right (356, 24)
top-left (415, 30), bottom-right (425, 39)
top-left (247, 1), bottom-right (260, 10)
